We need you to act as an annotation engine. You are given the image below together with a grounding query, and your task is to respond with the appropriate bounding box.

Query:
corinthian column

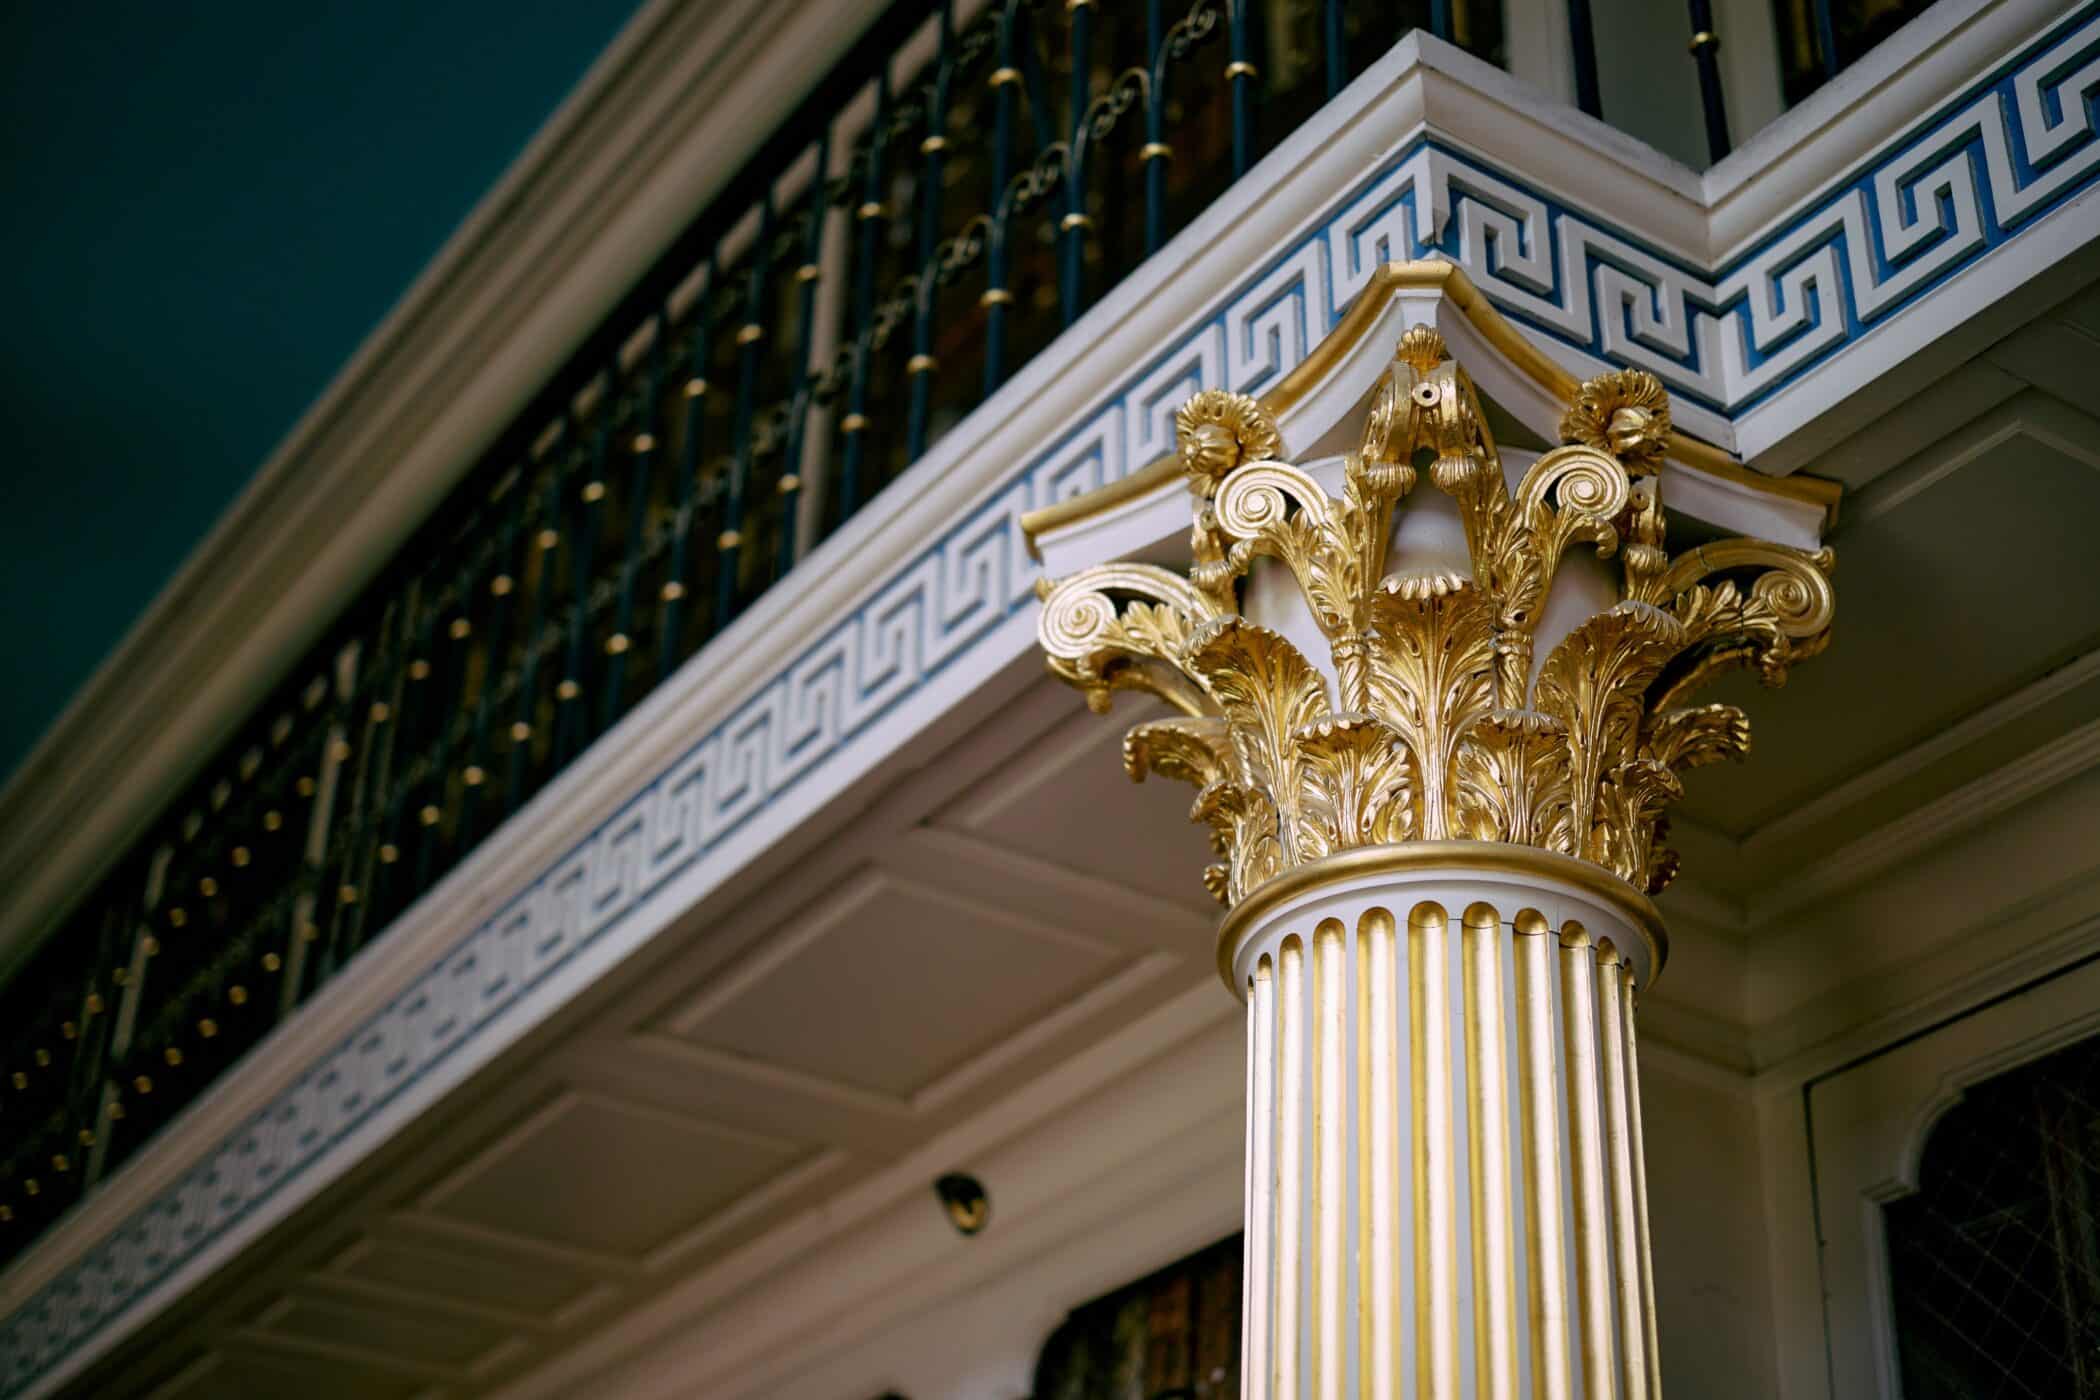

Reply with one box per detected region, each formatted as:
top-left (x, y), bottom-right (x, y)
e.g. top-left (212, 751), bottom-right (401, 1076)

top-left (1035, 327), bottom-right (1834, 1399)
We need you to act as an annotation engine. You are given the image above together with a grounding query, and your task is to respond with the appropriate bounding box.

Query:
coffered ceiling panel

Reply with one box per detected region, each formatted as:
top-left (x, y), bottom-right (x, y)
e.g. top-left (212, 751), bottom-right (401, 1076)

top-left (321, 1235), bottom-right (600, 1325)
top-left (150, 1345), bottom-right (431, 1400)
top-left (416, 1092), bottom-right (803, 1257)
top-left (941, 708), bottom-right (1221, 913)
top-left (664, 869), bottom-right (1122, 1101)
top-left (244, 1291), bottom-right (511, 1370)
top-left (1679, 430), bottom-right (2100, 845)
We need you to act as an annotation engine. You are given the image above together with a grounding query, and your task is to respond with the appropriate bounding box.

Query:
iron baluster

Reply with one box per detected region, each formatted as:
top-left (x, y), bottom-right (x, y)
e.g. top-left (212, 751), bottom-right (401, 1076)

top-left (776, 135), bottom-right (831, 583)
top-left (908, 3), bottom-right (956, 461)
top-left (506, 475), bottom-right (563, 814)
top-left (350, 600), bottom-right (415, 944)
top-left (606, 335), bottom-right (669, 729)
top-left (555, 404), bottom-right (614, 766)
top-left (460, 498), bottom-right (526, 847)
top-left (982, 3), bottom-right (1024, 395)
top-left (659, 274), bottom-right (716, 682)
top-left (1687, 0), bottom-right (1731, 162)
top-left (379, 596), bottom-right (439, 922)
top-left (1322, 0), bottom-right (1345, 99)
top-left (1142, 0), bottom-right (1168, 253)
top-left (1812, 0), bottom-right (1840, 81)
top-left (1429, 0), bottom-right (1453, 42)
top-left (1062, 0), bottom-right (1095, 326)
top-left (1227, 0), bottom-right (1256, 177)
top-left (838, 72), bottom-right (891, 522)
top-left (720, 206), bottom-right (776, 624)
top-left (1568, 0), bottom-right (1602, 117)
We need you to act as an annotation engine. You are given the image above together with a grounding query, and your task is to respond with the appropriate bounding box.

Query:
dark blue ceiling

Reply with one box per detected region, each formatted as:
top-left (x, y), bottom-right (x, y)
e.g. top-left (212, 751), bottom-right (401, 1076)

top-left (0, 0), bottom-right (643, 785)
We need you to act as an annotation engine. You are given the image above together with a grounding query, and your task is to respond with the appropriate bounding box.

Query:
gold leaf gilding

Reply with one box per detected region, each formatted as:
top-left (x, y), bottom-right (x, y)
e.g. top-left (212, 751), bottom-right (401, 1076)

top-left (1035, 338), bottom-right (1835, 905)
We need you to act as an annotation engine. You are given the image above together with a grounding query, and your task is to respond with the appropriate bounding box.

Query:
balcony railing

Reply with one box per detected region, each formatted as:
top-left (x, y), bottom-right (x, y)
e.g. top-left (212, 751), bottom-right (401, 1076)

top-left (0, 0), bottom-right (1947, 1270)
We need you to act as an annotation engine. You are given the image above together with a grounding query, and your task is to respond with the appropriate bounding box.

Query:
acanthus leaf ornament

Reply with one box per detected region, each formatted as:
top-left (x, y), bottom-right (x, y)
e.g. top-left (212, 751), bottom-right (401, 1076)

top-left (1035, 330), bottom-right (1836, 909)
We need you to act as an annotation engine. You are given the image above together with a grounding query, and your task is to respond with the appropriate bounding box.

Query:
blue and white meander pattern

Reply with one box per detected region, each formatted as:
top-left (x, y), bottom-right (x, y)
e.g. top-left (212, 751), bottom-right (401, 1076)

top-left (3, 5), bottom-right (2096, 1389)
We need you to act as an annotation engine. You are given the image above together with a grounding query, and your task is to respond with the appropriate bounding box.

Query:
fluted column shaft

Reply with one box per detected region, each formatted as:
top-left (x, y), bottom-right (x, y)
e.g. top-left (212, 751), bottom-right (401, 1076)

top-left (1225, 848), bottom-right (1664, 1400)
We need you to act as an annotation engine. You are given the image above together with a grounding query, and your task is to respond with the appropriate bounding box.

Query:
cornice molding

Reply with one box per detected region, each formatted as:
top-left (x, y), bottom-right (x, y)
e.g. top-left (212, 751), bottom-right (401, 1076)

top-left (1748, 714), bottom-right (2100, 923)
top-left (1741, 644), bottom-right (2100, 859)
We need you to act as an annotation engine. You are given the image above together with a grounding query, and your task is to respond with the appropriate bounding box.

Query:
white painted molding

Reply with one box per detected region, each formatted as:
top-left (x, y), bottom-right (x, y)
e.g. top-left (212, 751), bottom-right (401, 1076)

top-left (1742, 644), bottom-right (2100, 858)
top-left (1749, 713), bottom-right (2100, 922)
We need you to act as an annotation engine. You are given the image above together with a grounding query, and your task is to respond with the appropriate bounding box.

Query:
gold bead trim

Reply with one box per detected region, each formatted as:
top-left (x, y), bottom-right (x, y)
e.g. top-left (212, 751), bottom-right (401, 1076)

top-left (920, 134), bottom-right (948, 155)
top-left (1688, 30), bottom-right (1718, 52)
top-left (449, 618), bottom-right (471, 641)
top-left (736, 323), bottom-right (764, 346)
top-left (510, 720), bottom-right (533, 741)
top-left (462, 765), bottom-right (486, 787)
top-left (538, 528), bottom-right (561, 549)
top-left (581, 480), bottom-right (607, 504)
top-left (856, 201), bottom-right (886, 222)
top-left (369, 701), bottom-right (390, 723)
top-left (1225, 60), bottom-right (1259, 80)
top-left (419, 804), bottom-right (442, 826)
top-left (604, 634), bottom-right (630, 656)
top-left (1140, 142), bottom-right (1173, 162)
top-left (988, 66), bottom-right (1021, 88)
top-left (906, 353), bottom-right (938, 375)
top-left (795, 263), bottom-right (820, 284)
top-left (1060, 212), bottom-right (1092, 232)
top-left (684, 377), bottom-right (709, 398)
top-left (979, 288), bottom-right (1014, 308)
top-left (632, 433), bottom-right (656, 453)
top-left (557, 679), bottom-right (582, 701)
top-left (840, 413), bottom-right (871, 434)
top-left (717, 529), bottom-right (743, 551)
top-left (660, 581), bottom-right (685, 602)
top-left (776, 473), bottom-right (801, 494)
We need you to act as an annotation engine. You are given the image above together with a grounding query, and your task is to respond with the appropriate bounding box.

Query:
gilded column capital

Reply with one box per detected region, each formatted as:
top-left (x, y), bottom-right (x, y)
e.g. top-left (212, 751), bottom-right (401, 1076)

top-left (1036, 330), bottom-right (1835, 924)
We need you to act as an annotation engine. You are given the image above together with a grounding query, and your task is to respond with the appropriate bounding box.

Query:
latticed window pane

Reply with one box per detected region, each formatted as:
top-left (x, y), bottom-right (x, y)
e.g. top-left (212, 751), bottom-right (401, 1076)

top-left (1884, 1031), bottom-right (2100, 1399)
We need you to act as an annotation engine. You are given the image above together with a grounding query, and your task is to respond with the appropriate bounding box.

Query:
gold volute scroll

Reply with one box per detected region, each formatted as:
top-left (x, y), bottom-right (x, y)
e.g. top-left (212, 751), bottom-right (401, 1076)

top-left (1035, 331), bottom-right (1836, 909)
